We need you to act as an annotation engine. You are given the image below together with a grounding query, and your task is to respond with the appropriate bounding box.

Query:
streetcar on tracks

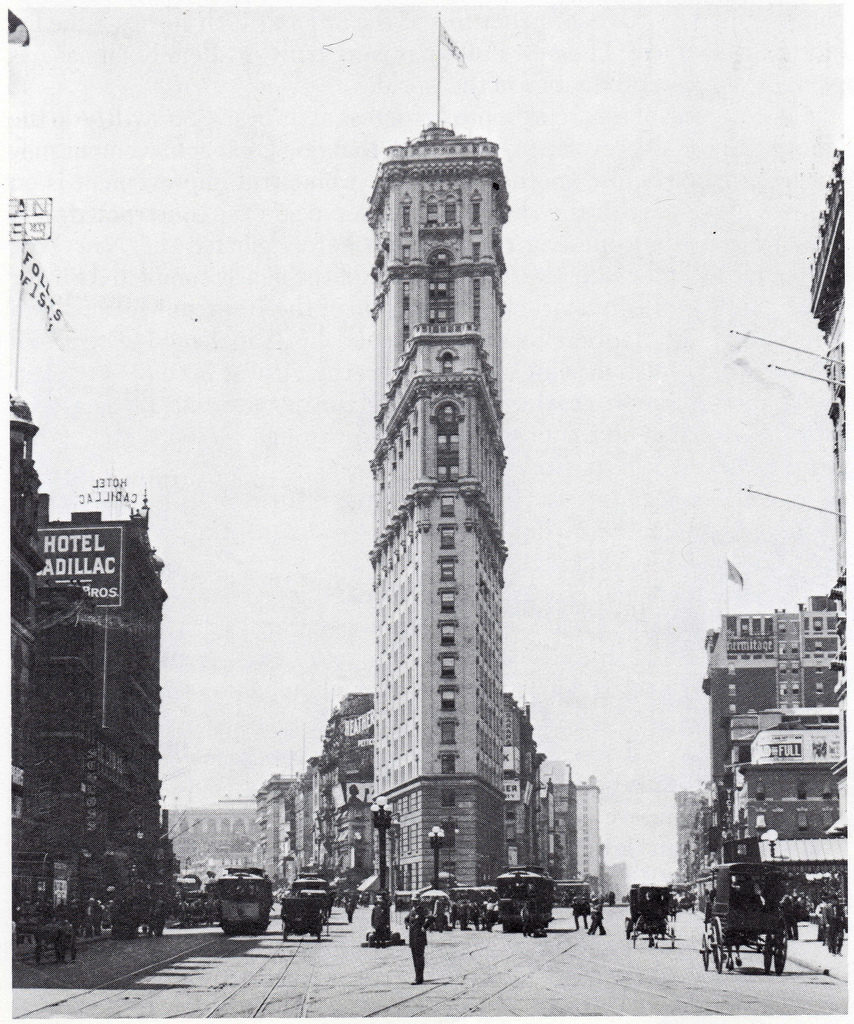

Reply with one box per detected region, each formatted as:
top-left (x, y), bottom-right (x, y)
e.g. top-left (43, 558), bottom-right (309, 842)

top-left (554, 879), bottom-right (592, 908)
top-left (211, 867), bottom-right (273, 935)
top-left (495, 867), bottom-right (554, 933)
top-left (701, 863), bottom-right (788, 975)
top-left (625, 885), bottom-right (675, 948)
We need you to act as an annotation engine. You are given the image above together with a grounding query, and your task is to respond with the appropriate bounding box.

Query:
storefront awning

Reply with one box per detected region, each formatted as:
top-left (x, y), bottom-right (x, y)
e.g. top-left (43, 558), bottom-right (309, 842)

top-left (357, 874), bottom-right (379, 892)
top-left (759, 837), bottom-right (847, 864)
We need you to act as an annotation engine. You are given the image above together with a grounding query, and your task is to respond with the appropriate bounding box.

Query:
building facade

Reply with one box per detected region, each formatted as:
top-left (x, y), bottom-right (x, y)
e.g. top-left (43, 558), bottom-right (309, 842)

top-left (502, 694), bottom-right (543, 868)
top-left (703, 599), bottom-right (840, 851)
top-left (730, 710), bottom-right (841, 841)
top-left (171, 801), bottom-right (258, 878)
top-left (675, 789), bottom-right (709, 883)
top-left (604, 862), bottom-right (627, 900)
top-left (368, 124), bottom-right (510, 885)
top-left (29, 502), bottom-right (168, 904)
top-left (576, 777), bottom-right (601, 886)
top-left (540, 761), bottom-right (577, 879)
top-left (10, 396), bottom-right (45, 903)
top-left (255, 778), bottom-right (296, 885)
top-left (811, 150), bottom-right (846, 834)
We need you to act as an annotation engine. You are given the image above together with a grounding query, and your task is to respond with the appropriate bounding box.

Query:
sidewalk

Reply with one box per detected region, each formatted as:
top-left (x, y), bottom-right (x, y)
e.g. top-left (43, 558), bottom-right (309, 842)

top-left (785, 922), bottom-right (847, 982)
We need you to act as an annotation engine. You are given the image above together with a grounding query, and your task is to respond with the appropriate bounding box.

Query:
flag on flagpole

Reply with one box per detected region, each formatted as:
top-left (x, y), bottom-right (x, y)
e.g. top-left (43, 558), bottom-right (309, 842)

top-left (8, 10), bottom-right (29, 45)
top-left (727, 560), bottom-right (744, 588)
top-left (440, 22), bottom-right (466, 69)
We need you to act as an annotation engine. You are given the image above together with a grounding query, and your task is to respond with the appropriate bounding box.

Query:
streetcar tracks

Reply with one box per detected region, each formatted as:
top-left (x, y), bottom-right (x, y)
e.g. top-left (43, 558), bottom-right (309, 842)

top-left (16, 936), bottom-right (230, 1019)
top-left (562, 944), bottom-right (843, 1016)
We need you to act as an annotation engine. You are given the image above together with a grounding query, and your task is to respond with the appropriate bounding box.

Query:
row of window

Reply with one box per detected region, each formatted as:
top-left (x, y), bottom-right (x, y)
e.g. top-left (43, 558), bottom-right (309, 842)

top-left (403, 198), bottom-right (480, 229)
top-left (727, 615), bottom-right (837, 635)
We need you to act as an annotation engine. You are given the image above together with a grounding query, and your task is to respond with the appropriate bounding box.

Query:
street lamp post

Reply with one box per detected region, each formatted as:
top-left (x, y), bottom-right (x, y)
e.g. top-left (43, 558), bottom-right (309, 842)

top-left (761, 829), bottom-right (779, 860)
top-left (371, 796), bottom-right (393, 892)
top-left (429, 826), bottom-right (445, 890)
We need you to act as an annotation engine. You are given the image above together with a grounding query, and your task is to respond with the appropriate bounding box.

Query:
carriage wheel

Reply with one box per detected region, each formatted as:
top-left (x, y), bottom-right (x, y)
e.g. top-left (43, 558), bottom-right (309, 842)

top-left (701, 933), bottom-right (710, 971)
top-left (773, 930), bottom-right (787, 975)
top-left (625, 919), bottom-right (632, 940)
top-left (711, 919), bottom-right (724, 974)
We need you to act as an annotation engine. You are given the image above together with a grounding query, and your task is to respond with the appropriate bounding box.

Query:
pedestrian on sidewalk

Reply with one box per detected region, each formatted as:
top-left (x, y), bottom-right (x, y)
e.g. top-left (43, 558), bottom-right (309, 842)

top-left (408, 902), bottom-right (428, 985)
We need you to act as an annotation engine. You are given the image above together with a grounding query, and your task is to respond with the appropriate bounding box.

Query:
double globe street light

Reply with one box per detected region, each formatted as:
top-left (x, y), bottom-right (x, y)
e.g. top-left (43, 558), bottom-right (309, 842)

top-left (429, 825), bottom-right (445, 890)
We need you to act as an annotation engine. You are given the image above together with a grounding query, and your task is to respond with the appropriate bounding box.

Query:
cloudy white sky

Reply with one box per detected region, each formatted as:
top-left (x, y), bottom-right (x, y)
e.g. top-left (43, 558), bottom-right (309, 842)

top-left (9, 4), bottom-right (842, 883)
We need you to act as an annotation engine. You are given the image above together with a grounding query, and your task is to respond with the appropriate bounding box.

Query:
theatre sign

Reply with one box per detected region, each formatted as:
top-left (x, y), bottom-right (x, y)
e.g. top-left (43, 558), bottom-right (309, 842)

top-left (38, 525), bottom-right (123, 607)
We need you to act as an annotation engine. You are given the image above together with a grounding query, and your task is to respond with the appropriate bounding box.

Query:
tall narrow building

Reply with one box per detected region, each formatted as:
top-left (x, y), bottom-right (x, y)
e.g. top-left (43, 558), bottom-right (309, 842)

top-left (368, 124), bottom-right (509, 886)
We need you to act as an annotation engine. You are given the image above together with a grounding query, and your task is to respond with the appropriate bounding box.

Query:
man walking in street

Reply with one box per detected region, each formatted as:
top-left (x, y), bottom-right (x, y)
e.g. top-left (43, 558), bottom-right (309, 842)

top-left (588, 898), bottom-right (607, 936)
top-left (408, 902), bottom-right (428, 985)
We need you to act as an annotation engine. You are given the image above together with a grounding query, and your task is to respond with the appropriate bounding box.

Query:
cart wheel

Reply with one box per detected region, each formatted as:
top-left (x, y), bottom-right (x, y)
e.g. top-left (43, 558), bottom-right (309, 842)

top-left (774, 930), bottom-right (787, 975)
top-left (625, 919), bottom-right (632, 940)
top-left (701, 933), bottom-right (710, 971)
top-left (711, 919), bottom-right (724, 974)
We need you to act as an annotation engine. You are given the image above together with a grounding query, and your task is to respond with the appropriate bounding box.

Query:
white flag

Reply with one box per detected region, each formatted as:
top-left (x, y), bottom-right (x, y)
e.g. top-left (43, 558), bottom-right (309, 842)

top-left (727, 560), bottom-right (744, 589)
top-left (440, 23), bottom-right (466, 69)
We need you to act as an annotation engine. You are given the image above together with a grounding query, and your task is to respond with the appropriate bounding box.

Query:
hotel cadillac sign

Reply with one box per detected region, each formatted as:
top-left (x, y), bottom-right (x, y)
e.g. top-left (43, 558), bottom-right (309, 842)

top-left (37, 525), bottom-right (123, 607)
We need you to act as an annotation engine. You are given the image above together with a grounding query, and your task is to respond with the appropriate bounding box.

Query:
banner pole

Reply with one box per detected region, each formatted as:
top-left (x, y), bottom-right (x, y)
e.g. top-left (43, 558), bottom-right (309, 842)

top-left (15, 241), bottom-right (25, 392)
top-left (101, 610), bottom-right (109, 729)
top-left (437, 13), bottom-right (441, 126)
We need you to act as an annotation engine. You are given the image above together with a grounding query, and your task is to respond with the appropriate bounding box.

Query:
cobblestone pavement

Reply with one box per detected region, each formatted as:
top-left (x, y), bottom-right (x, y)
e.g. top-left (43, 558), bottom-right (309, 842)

top-left (13, 907), bottom-right (847, 1017)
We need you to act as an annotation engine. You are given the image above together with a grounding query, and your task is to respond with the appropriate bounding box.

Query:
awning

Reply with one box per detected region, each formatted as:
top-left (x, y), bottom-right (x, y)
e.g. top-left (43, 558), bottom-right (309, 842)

top-left (759, 837), bottom-right (848, 864)
top-left (357, 874), bottom-right (379, 892)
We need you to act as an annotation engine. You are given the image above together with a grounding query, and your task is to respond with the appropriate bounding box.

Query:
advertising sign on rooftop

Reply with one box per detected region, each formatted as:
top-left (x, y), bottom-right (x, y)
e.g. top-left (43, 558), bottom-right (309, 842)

top-left (38, 525), bottom-right (123, 607)
top-left (753, 729), bottom-right (841, 765)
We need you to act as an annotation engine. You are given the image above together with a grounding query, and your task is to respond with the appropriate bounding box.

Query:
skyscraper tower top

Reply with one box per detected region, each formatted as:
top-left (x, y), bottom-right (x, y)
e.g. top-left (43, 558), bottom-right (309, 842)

top-left (368, 125), bottom-right (509, 232)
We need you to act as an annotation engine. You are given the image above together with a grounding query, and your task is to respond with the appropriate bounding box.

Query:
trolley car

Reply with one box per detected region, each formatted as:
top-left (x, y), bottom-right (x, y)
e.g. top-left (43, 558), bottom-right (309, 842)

top-left (212, 868), bottom-right (273, 935)
top-left (495, 867), bottom-right (554, 934)
top-left (701, 863), bottom-right (788, 975)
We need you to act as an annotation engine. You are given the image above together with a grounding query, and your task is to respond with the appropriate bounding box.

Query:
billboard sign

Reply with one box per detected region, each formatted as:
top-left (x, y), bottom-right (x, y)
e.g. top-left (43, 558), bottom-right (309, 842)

top-left (753, 729), bottom-right (841, 765)
top-left (38, 525), bottom-right (123, 607)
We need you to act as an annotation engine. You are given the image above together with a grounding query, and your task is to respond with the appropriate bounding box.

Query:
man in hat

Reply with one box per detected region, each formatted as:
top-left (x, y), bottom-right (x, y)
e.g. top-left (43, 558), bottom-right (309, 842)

top-left (408, 901), bottom-right (428, 984)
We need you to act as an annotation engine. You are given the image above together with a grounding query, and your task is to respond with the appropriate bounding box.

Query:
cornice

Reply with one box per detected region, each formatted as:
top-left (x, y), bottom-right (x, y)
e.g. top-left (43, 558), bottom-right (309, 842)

top-left (368, 155), bottom-right (509, 228)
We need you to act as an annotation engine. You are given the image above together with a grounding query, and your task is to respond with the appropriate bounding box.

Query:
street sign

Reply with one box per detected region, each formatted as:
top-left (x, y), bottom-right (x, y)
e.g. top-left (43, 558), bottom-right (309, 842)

top-left (9, 198), bottom-right (52, 241)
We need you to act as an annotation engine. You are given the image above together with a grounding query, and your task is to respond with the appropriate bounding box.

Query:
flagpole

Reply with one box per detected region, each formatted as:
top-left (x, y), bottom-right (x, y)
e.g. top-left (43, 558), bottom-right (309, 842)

top-left (15, 241), bottom-right (25, 393)
top-left (437, 13), bottom-right (442, 127)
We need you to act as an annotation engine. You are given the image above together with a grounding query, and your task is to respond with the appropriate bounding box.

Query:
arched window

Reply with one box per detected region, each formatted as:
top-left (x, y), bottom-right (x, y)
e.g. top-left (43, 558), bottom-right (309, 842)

top-left (428, 251), bottom-right (454, 326)
top-left (436, 403), bottom-right (460, 481)
top-left (440, 351), bottom-right (454, 374)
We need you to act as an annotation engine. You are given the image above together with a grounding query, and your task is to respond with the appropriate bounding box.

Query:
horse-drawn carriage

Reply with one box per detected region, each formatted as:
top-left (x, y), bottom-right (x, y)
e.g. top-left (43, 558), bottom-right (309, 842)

top-left (281, 874), bottom-right (332, 941)
top-left (625, 886), bottom-right (675, 948)
top-left (701, 863), bottom-right (787, 975)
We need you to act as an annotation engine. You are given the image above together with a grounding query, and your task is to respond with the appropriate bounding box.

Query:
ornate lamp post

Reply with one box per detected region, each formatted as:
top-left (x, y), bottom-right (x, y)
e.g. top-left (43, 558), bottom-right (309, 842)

top-left (371, 796), bottom-right (393, 892)
top-left (761, 829), bottom-right (779, 860)
top-left (429, 826), bottom-right (445, 890)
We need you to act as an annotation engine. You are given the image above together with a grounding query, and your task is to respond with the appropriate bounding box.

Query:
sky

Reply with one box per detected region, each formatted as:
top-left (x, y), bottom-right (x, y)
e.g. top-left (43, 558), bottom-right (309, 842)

top-left (9, 4), bottom-right (843, 885)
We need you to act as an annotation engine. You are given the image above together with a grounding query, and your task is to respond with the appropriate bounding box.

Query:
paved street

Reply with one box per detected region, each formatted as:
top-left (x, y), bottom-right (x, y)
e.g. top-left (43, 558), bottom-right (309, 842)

top-left (13, 907), bottom-right (846, 1017)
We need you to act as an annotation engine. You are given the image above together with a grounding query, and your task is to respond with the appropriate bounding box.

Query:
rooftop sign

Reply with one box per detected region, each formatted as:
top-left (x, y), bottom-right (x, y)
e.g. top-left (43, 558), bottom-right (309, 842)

top-left (37, 525), bottom-right (123, 607)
